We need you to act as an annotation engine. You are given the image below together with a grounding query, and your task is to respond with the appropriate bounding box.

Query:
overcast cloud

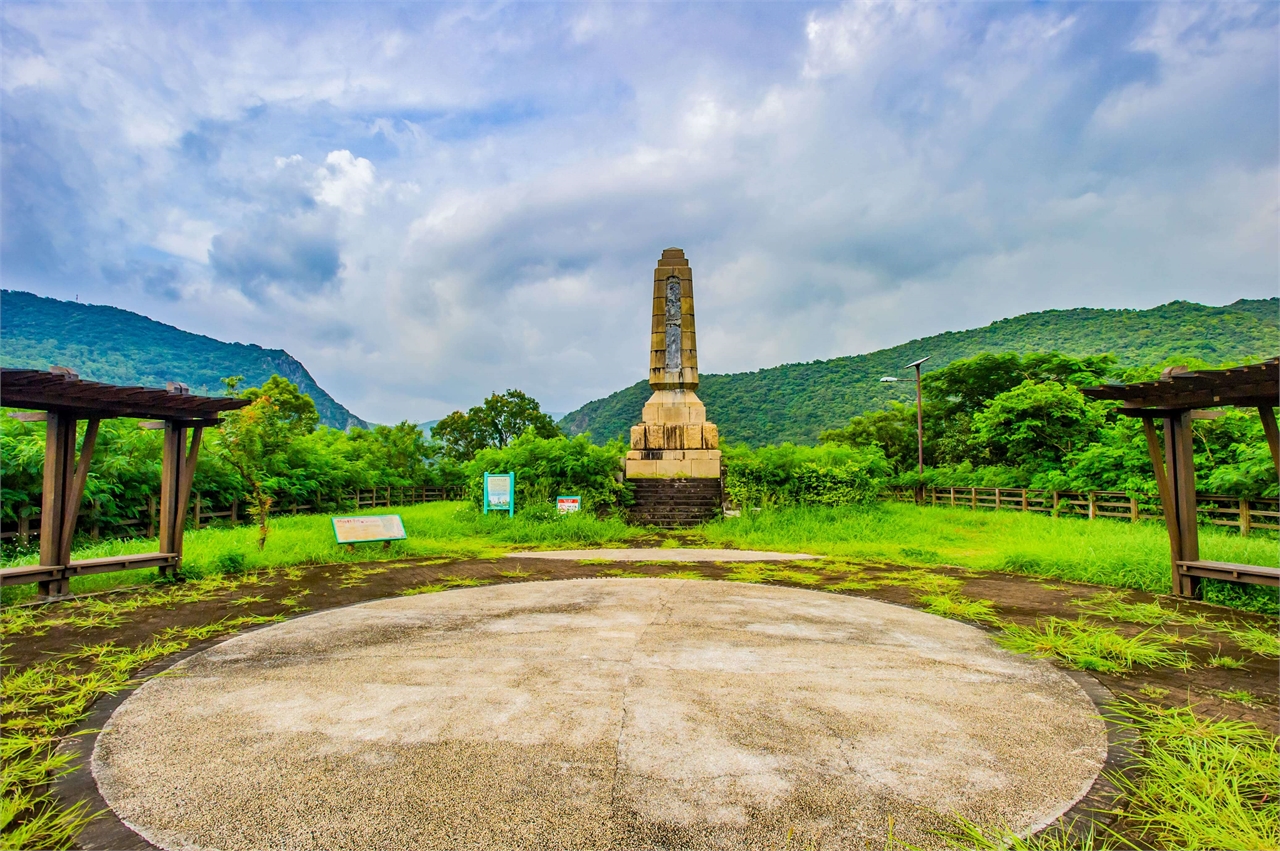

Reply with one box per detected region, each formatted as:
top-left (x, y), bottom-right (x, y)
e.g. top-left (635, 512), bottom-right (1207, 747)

top-left (2, 1), bottom-right (1276, 423)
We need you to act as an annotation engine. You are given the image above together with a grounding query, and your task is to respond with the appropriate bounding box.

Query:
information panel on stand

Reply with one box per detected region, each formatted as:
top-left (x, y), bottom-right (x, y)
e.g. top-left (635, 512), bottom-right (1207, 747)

top-left (483, 472), bottom-right (515, 516)
top-left (331, 515), bottom-right (407, 544)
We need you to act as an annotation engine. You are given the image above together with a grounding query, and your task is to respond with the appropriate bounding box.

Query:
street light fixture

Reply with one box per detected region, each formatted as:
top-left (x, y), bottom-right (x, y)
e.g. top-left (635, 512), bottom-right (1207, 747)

top-left (881, 355), bottom-right (930, 477)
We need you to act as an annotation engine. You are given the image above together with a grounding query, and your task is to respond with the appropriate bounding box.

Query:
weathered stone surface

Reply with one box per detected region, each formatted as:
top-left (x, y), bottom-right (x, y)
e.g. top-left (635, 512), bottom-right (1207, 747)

top-left (92, 580), bottom-right (1108, 851)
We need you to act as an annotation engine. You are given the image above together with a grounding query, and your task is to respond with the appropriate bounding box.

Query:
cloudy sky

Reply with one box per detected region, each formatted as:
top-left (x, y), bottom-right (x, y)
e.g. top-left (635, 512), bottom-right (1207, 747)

top-left (3, 2), bottom-right (1276, 423)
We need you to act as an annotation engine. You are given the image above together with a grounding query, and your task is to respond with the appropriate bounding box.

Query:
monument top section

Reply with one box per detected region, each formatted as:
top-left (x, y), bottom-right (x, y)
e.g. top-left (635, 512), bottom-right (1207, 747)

top-left (649, 247), bottom-right (698, 391)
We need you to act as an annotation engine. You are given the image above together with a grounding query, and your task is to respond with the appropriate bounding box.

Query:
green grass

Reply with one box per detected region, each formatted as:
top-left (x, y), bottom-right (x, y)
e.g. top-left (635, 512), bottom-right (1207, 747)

top-left (700, 504), bottom-right (1279, 612)
top-left (1070, 591), bottom-right (1206, 627)
top-left (1, 615), bottom-right (281, 848)
top-left (1216, 623), bottom-right (1280, 658)
top-left (1212, 689), bottom-right (1265, 708)
top-left (995, 617), bottom-right (1189, 674)
top-left (1, 502), bottom-right (644, 604)
top-left (1109, 702), bottom-right (1279, 850)
top-left (595, 568), bottom-right (647, 578)
top-left (658, 570), bottom-right (707, 580)
top-left (918, 593), bottom-right (1003, 626)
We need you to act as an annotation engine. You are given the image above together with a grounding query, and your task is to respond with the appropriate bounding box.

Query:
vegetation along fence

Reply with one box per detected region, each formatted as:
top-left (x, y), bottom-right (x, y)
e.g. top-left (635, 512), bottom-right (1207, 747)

top-left (1, 486), bottom-right (466, 547)
top-left (885, 487), bottom-right (1278, 536)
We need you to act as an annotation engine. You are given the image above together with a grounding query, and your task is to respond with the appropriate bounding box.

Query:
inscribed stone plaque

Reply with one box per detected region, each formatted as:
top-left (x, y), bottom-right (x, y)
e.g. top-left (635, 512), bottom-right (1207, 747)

top-left (664, 276), bottom-right (682, 372)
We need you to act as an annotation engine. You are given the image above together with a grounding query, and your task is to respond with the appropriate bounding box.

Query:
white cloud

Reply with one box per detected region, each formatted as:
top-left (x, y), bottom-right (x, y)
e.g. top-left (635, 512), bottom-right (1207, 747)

top-left (1, 1), bottom-right (1275, 425)
top-left (314, 150), bottom-right (378, 214)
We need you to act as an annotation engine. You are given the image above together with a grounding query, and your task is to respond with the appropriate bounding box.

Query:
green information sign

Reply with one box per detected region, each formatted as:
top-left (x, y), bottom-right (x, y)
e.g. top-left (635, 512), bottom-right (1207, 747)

top-left (483, 472), bottom-right (515, 516)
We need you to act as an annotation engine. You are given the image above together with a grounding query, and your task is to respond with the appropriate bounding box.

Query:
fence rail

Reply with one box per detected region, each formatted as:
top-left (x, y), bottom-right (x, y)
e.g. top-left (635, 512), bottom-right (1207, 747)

top-left (885, 486), bottom-right (1278, 535)
top-left (1, 486), bottom-right (466, 547)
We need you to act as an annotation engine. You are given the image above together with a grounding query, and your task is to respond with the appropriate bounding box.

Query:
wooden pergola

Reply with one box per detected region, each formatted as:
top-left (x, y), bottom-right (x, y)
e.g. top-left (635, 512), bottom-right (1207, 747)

top-left (1084, 359), bottom-right (1279, 598)
top-left (1, 367), bottom-right (248, 599)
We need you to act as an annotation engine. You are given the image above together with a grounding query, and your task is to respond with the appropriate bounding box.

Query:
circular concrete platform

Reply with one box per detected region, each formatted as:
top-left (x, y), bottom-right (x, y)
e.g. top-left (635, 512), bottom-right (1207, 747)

top-left (93, 580), bottom-right (1107, 850)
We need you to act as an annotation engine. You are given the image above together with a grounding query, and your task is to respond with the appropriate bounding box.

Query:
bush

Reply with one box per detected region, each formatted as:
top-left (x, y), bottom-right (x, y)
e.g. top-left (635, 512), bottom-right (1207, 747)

top-left (723, 443), bottom-right (888, 509)
top-left (464, 432), bottom-right (630, 514)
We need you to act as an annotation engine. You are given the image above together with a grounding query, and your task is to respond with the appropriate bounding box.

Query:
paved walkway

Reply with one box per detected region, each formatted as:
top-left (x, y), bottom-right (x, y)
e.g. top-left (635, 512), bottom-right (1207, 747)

top-left (93, 579), bottom-right (1106, 850)
top-left (508, 547), bottom-right (820, 561)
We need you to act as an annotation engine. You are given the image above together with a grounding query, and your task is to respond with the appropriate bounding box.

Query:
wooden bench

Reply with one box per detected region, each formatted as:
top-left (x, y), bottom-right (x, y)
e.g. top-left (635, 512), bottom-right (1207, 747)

top-left (1176, 560), bottom-right (1280, 588)
top-left (1, 552), bottom-right (178, 596)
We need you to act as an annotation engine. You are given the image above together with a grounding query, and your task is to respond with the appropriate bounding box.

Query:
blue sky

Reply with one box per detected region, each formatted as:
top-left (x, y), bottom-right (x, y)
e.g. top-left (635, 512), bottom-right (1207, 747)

top-left (2, 1), bottom-right (1276, 424)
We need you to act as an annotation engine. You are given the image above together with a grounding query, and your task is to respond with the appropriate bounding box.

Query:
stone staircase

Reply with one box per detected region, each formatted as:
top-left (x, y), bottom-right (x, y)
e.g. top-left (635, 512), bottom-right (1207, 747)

top-left (627, 477), bottom-right (723, 528)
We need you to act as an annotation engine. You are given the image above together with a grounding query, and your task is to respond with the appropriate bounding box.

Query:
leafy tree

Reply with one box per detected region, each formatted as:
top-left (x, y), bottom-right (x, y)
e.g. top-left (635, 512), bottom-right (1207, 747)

top-left (971, 380), bottom-right (1107, 471)
top-left (211, 376), bottom-right (320, 548)
top-left (433, 390), bottom-right (561, 461)
top-left (819, 403), bottom-right (917, 474)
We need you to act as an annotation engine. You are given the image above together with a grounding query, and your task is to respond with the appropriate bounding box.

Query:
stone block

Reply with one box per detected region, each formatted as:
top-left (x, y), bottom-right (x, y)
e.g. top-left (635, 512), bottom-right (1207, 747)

top-left (653, 458), bottom-right (691, 477)
top-left (658, 405), bottom-right (690, 425)
top-left (702, 423), bottom-right (719, 448)
top-left (630, 426), bottom-right (647, 450)
top-left (625, 459), bottom-right (658, 477)
top-left (663, 424), bottom-right (685, 448)
top-left (645, 424), bottom-right (664, 448)
top-left (690, 458), bottom-right (721, 478)
top-left (625, 449), bottom-right (643, 461)
top-left (683, 423), bottom-right (703, 448)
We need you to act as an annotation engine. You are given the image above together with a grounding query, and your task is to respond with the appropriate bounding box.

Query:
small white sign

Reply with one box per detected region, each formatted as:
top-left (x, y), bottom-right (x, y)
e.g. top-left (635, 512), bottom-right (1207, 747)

top-left (556, 496), bottom-right (581, 514)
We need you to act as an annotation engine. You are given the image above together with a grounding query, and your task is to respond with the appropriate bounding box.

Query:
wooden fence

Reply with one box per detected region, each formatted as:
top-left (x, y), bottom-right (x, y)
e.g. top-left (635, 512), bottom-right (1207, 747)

top-left (884, 486), bottom-right (1279, 535)
top-left (1, 486), bottom-right (466, 547)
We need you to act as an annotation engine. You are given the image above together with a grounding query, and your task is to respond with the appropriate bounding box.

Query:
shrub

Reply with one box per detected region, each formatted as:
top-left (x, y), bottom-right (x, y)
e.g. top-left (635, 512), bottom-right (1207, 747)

top-left (722, 443), bottom-right (888, 509)
top-left (465, 432), bottom-right (630, 514)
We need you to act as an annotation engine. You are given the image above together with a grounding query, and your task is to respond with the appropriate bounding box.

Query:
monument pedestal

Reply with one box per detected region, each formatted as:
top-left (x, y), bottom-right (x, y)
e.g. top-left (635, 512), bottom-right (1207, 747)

top-left (624, 390), bottom-right (721, 478)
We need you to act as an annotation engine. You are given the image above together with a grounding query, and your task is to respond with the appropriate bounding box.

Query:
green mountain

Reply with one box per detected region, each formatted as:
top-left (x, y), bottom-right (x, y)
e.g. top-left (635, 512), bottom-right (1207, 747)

top-left (561, 298), bottom-right (1280, 447)
top-left (0, 290), bottom-right (370, 430)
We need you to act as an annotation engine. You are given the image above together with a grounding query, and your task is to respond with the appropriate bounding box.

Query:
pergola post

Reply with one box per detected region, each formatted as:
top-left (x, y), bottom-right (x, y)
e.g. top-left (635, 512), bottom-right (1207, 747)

top-left (1164, 411), bottom-right (1200, 598)
top-left (1142, 417), bottom-right (1181, 595)
top-left (34, 414), bottom-right (101, 598)
top-left (37, 412), bottom-right (75, 597)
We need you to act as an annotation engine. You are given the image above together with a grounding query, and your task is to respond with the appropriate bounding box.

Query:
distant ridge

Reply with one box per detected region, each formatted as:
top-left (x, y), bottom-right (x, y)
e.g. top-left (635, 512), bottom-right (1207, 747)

top-left (0, 290), bottom-right (370, 430)
top-left (561, 298), bottom-right (1280, 447)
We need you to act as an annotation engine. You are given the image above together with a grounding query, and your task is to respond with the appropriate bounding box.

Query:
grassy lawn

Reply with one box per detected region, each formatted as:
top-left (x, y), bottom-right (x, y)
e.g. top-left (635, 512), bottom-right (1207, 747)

top-left (703, 503), bottom-right (1280, 612)
top-left (5, 501), bottom-right (1277, 612)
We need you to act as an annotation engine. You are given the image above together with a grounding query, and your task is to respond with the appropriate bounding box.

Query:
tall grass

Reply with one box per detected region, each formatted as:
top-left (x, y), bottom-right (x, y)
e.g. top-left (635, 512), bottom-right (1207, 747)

top-left (701, 504), bottom-right (1279, 610)
top-left (1109, 703), bottom-right (1280, 850)
top-left (1, 502), bottom-right (643, 604)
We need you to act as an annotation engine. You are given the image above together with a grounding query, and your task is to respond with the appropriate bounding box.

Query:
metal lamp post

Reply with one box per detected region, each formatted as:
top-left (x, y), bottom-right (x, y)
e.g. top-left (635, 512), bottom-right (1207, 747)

top-left (880, 356), bottom-right (931, 500)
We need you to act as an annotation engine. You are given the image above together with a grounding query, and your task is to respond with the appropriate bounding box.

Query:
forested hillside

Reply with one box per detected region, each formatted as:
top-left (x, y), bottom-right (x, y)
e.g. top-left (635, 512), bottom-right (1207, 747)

top-left (561, 299), bottom-right (1279, 446)
top-left (0, 290), bottom-right (369, 430)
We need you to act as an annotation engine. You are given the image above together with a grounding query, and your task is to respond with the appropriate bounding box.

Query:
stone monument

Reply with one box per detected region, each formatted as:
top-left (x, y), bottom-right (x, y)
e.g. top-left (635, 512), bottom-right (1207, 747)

top-left (625, 248), bottom-right (722, 479)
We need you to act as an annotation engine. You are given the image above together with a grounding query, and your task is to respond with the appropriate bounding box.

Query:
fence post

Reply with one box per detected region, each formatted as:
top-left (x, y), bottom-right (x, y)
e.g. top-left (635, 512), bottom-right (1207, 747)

top-left (1052, 491), bottom-right (1059, 515)
top-left (1130, 494), bottom-right (1139, 522)
top-left (231, 499), bottom-right (239, 524)
top-left (1088, 492), bottom-right (1096, 520)
top-left (995, 489), bottom-right (1002, 511)
top-left (1241, 498), bottom-right (1251, 537)
top-left (949, 487), bottom-right (955, 506)
top-left (970, 487), bottom-right (977, 509)
top-left (1021, 489), bottom-right (1028, 511)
